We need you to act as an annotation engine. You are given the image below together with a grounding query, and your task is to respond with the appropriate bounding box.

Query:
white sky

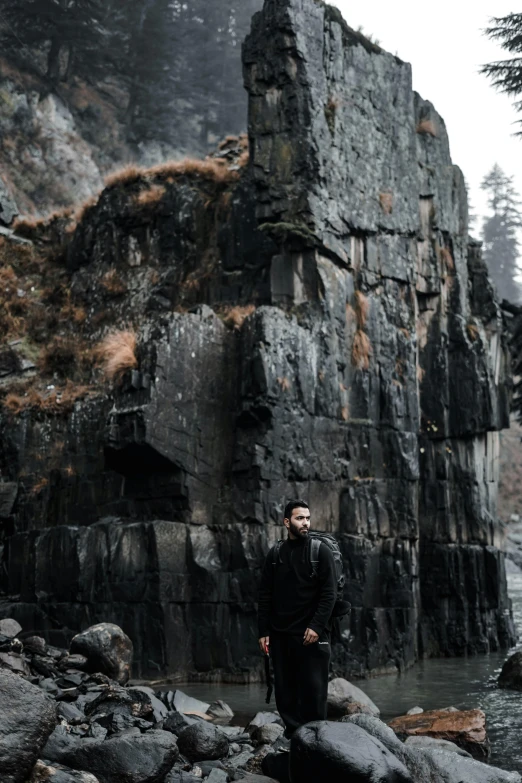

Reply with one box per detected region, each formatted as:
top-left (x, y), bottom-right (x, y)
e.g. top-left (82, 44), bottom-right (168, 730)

top-left (334, 0), bottom-right (522, 235)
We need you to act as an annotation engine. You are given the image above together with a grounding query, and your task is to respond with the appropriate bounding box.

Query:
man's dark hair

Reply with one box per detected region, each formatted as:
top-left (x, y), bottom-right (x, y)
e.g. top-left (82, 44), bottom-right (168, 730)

top-left (284, 499), bottom-right (309, 520)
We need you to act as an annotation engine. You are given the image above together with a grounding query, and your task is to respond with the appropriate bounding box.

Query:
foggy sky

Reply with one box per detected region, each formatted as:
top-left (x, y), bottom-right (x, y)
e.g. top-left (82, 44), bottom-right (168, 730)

top-left (335, 0), bottom-right (522, 236)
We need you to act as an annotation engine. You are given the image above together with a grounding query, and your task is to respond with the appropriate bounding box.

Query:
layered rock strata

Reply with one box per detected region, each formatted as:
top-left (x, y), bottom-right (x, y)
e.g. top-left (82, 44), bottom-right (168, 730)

top-left (0, 0), bottom-right (514, 678)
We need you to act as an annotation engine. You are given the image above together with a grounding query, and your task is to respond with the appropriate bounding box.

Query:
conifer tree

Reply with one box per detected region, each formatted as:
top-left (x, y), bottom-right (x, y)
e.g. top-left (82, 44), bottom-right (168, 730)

top-left (482, 14), bottom-right (522, 129)
top-left (481, 164), bottom-right (522, 303)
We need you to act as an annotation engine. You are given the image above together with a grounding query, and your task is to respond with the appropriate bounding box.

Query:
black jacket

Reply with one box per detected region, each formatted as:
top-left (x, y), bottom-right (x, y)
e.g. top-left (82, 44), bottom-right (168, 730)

top-left (257, 536), bottom-right (337, 637)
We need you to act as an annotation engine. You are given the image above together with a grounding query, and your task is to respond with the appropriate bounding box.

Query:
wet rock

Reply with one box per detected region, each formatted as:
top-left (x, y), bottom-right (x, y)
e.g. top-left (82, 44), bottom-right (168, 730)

top-left (389, 708), bottom-right (489, 759)
top-left (24, 636), bottom-right (48, 655)
top-left (62, 729), bottom-right (178, 783)
top-left (29, 760), bottom-right (100, 782)
top-left (246, 712), bottom-right (283, 733)
top-left (43, 725), bottom-right (98, 764)
top-left (0, 618), bottom-right (22, 637)
top-left (250, 723), bottom-right (285, 745)
top-left (163, 710), bottom-right (199, 735)
top-left (207, 699), bottom-right (234, 720)
top-left (344, 714), bottom-right (520, 783)
top-left (261, 752), bottom-right (291, 783)
top-left (225, 748), bottom-right (255, 771)
top-left (70, 624), bottom-right (132, 685)
top-left (290, 720), bottom-right (412, 783)
top-left (0, 668), bottom-right (57, 783)
top-left (206, 770), bottom-right (227, 783)
top-left (56, 702), bottom-right (85, 724)
top-left (177, 722), bottom-right (229, 762)
top-left (498, 651), bottom-right (522, 690)
top-left (404, 735), bottom-right (471, 757)
top-left (327, 678), bottom-right (380, 718)
top-left (173, 690), bottom-right (211, 715)
top-left (406, 706), bottom-right (423, 715)
top-left (0, 650), bottom-right (31, 674)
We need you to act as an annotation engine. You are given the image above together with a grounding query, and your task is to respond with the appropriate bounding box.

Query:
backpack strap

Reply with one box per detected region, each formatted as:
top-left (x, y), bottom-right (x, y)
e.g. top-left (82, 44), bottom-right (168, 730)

top-left (309, 538), bottom-right (321, 578)
top-left (271, 540), bottom-right (283, 567)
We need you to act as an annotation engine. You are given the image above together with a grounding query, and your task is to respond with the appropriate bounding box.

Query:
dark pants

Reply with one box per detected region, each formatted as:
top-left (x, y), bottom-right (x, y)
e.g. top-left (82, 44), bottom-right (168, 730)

top-left (270, 631), bottom-right (330, 737)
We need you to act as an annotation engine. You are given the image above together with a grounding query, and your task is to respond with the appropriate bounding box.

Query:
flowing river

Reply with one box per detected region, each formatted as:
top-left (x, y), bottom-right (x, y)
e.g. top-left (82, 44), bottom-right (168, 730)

top-left (174, 573), bottom-right (522, 773)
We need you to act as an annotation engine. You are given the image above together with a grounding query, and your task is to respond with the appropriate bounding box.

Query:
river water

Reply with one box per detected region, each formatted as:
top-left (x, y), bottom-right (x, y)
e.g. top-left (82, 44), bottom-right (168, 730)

top-left (175, 573), bottom-right (522, 773)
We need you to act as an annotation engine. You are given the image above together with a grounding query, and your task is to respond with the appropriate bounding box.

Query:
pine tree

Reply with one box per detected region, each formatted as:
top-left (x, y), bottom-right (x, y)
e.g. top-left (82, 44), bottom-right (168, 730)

top-left (482, 14), bottom-right (522, 129)
top-left (481, 164), bottom-right (522, 304)
top-left (0, 0), bottom-right (114, 83)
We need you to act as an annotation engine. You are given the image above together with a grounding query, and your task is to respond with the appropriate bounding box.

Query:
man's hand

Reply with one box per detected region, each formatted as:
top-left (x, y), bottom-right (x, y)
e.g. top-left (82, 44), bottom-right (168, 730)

top-left (303, 628), bottom-right (319, 646)
top-left (259, 636), bottom-right (270, 655)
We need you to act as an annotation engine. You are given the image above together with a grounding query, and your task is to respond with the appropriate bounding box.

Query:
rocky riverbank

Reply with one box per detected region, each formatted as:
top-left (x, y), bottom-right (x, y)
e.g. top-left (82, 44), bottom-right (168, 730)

top-left (1, 618), bottom-right (520, 783)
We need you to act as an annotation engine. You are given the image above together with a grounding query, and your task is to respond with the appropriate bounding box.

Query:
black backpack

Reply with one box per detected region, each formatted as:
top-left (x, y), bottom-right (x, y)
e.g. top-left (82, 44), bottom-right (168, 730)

top-left (271, 531), bottom-right (351, 619)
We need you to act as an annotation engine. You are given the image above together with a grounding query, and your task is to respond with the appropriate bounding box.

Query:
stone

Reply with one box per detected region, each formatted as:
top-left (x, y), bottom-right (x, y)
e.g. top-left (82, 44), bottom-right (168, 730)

top-left (0, 178), bottom-right (18, 226)
top-left (163, 710), bottom-right (199, 735)
top-left (177, 722), bottom-right (229, 762)
top-left (0, 618), bottom-right (22, 638)
top-left (406, 707), bottom-right (423, 715)
top-left (250, 723), bottom-right (285, 746)
top-left (404, 735), bottom-right (472, 757)
top-left (261, 752), bottom-right (291, 783)
top-left (327, 678), bottom-right (380, 717)
top-left (173, 690), bottom-right (211, 715)
top-left (206, 770), bottom-right (228, 783)
top-left (43, 726), bottom-right (98, 763)
top-left (62, 729), bottom-right (178, 783)
top-left (388, 708), bottom-right (489, 759)
top-left (24, 636), bottom-right (48, 655)
top-left (207, 699), bottom-right (234, 720)
top-left (0, 668), bottom-right (57, 783)
top-left (70, 624), bottom-right (133, 685)
top-left (29, 760), bottom-right (100, 782)
top-left (498, 650), bottom-right (522, 690)
top-left (56, 702), bottom-right (85, 724)
top-left (290, 721), bottom-right (412, 783)
top-left (246, 713), bottom-right (282, 733)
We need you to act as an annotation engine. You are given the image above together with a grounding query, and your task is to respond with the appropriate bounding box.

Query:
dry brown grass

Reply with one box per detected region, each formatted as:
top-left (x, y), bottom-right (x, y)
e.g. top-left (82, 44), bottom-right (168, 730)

top-left (351, 329), bottom-right (372, 370)
top-left (379, 192), bottom-right (393, 215)
top-left (31, 477), bottom-right (49, 495)
top-left (38, 336), bottom-right (90, 381)
top-left (221, 305), bottom-right (256, 330)
top-left (277, 376), bottom-right (291, 391)
top-left (3, 380), bottom-right (92, 415)
top-left (354, 291), bottom-right (370, 329)
top-left (104, 164), bottom-right (143, 188)
top-left (13, 207), bottom-right (75, 239)
top-left (416, 119), bottom-right (438, 137)
top-left (147, 157), bottom-right (238, 185)
top-left (74, 194), bottom-right (100, 225)
top-left (96, 330), bottom-right (138, 381)
top-left (134, 185), bottom-right (166, 208)
top-left (467, 322), bottom-right (479, 342)
top-left (100, 269), bottom-right (128, 296)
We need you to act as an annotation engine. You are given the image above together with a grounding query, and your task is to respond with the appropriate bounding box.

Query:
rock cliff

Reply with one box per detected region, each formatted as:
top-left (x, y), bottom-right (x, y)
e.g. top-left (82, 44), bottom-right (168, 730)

top-left (0, 0), bottom-right (514, 679)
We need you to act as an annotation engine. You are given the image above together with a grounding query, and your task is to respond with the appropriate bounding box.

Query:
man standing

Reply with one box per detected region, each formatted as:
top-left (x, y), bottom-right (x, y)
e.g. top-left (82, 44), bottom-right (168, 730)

top-left (257, 500), bottom-right (337, 737)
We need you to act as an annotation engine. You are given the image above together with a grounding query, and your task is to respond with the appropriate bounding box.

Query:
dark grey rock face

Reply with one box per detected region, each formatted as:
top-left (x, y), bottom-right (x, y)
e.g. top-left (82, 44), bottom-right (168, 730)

top-left (290, 720), bottom-right (412, 783)
top-left (0, 668), bottom-right (57, 783)
top-left (177, 723), bottom-right (229, 762)
top-left (70, 624), bottom-right (133, 685)
top-left (62, 730), bottom-right (178, 783)
top-left (0, 0), bottom-right (514, 680)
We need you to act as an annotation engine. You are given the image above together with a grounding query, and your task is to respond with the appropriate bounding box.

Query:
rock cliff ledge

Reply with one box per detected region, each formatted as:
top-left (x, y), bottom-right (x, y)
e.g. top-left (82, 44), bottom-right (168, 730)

top-left (0, 0), bottom-right (515, 679)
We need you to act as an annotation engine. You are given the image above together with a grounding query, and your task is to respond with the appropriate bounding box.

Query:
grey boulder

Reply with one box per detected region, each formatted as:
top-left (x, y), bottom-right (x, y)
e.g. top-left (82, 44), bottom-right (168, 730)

top-left (0, 667), bottom-right (57, 783)
top-left (327, 677), bottom-right (380, 718)
top-left (177, 722), bottom-right (229, 762)
top-left (62, 729), bottom-right (178, 783)
top-left (29, 760), bottom-right (100, 782)
top-left (290, 721), bottom-right (412, 783)
top-left (70, 623), bottom-right (133, 685)
top-left (498, 651), bottom-right (522, 691)
top-left (251, 723), bottom-right (285, 745)
top-left (405, 735), bottom-right (472, 757)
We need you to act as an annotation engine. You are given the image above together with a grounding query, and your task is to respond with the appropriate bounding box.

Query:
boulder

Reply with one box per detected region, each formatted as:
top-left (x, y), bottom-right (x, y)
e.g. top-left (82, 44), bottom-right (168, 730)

top-left (498, 651), bottom-right (522, 691)
top-left (29, 760), bottom-right (100, 782)
top-left (251, 723), bottom-right (285, 746)
top-left (43, 726), bottom-right (97, 764)
top-left (406, 707), bottom-right (423, 715)
top-left (388, 708), bottom-right (489, 759)
top-left (327, 678), bottom-right (380, 718)
top-left (290, 721), bottom-right (412, 783)
top-left (70, 624), bottom-right (133, 685)
top-left (261, 752), bottom-right (291, 783)
top-left (62, 729), bottom-right (178, 783)
top-left (246, 712), bottom-right (283, 733)
top-left (0, 668), bottom-right (57, 783)
top-left (344, 713), bottom-right (520, 783)
top-left (177, 722), bottom-right (229, 762)
top-left (0, 618), bottom-right (22, 638)
top-left (207, 699), bottom-right (234, 720)
top-left (404, 735), bottom-right (471, 757)
top-left (172, 690), bottom-right (211, 715)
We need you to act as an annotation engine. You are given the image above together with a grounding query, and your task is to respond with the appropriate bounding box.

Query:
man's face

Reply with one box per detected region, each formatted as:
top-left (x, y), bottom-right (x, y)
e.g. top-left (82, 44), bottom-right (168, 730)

top-left (285, 507), bottom-right (311, 538)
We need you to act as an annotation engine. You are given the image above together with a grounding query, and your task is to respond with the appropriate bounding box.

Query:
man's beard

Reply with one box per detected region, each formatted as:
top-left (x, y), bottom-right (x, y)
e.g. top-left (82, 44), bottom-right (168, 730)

top-left (289, 521), bottom-right (309, 538)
